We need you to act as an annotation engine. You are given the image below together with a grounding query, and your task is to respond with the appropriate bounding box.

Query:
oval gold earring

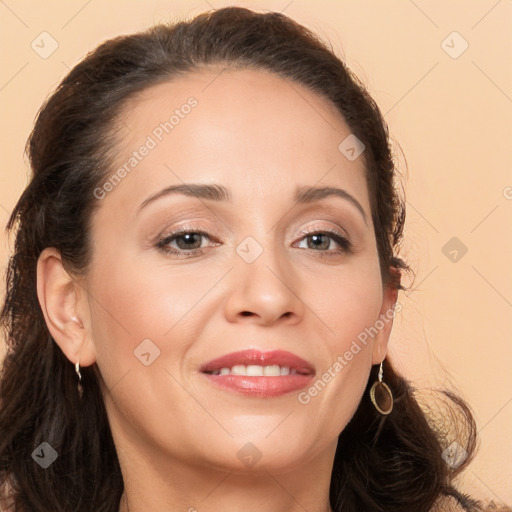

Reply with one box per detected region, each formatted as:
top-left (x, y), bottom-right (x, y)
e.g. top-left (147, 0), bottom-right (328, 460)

top-left (369, 361), bottom-right (393, 415)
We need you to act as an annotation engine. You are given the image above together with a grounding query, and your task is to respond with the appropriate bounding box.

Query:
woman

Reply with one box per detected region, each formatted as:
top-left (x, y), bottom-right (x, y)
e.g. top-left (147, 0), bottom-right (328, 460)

top-left (0, 6), bottom-right (509, 512)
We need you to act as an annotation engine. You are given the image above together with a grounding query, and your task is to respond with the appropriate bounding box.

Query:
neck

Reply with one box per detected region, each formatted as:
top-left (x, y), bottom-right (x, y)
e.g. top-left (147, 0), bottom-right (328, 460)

top-left (116, 438), bottom-right (337, 512)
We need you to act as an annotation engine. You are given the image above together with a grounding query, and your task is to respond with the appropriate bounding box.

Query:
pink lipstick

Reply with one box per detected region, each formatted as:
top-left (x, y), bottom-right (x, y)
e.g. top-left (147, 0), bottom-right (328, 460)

top-left (200, 349), bottom-right (315, 397)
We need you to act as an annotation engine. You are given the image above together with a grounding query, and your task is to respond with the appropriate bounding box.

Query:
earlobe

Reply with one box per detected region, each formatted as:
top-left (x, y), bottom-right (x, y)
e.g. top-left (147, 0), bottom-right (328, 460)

top-left (36, 247), bottom-right (96, 367)
top-left (371, 281), bottom-right (399, 365)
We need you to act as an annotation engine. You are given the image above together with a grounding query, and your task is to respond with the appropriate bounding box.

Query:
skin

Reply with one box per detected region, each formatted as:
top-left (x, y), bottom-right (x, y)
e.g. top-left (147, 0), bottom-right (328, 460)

top-left (37, 67), bottom-right (398, 512)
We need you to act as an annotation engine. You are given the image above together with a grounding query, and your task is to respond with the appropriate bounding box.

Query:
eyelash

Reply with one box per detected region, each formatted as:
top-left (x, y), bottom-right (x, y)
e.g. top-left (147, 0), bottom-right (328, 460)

top-left (155, 226), bottom-right (352, 259)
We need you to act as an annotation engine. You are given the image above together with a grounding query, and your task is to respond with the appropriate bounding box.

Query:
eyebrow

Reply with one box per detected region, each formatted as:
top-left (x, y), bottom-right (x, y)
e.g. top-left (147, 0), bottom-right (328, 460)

top-left (138, 183), bottom-right (367, 223)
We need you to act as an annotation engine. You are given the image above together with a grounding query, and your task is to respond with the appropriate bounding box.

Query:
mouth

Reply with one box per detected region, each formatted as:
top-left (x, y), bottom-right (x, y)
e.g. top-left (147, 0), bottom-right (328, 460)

top-left (200, 349), bottom-right (315, 376)
top-left (199, 349), bottom-right (315, 397)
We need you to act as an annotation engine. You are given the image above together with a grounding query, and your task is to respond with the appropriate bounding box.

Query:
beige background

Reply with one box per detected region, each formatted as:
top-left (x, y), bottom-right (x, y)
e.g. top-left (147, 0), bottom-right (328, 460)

top-left (1, 0), bottom-right (511, 504)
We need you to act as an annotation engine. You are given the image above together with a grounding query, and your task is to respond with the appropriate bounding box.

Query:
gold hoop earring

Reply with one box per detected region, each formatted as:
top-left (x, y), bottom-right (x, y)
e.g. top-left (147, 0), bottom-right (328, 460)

top-left (369, 361), bottom-right (393, 415)
top-left (75, 361), bottom-right (83, 399)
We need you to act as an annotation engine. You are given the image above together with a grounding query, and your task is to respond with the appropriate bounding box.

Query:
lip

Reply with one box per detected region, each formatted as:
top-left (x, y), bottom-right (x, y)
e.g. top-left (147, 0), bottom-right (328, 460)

top-left (200, 349), bottom-right (315, 375)
top-left (199, 349), bottom-right (315, 398)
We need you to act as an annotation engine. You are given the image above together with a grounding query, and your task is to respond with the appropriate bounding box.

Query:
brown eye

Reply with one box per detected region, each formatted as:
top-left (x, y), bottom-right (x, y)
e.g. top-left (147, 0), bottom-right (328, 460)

top-left (156, 228), bottom-right (217, 258)
top-left (170, 232), bottom-right (204, 250)
top-left (296, 229), bottom-right (352, 255)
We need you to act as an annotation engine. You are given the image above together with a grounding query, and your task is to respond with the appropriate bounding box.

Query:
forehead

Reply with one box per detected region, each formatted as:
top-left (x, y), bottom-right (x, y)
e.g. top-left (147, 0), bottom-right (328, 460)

top-left (103, 66), bottom-right (370, 216)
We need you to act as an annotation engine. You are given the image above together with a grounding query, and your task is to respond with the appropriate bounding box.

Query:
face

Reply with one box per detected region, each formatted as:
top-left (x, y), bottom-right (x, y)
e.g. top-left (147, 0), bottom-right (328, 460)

top-left (81, 67), bottom-right (396, 473)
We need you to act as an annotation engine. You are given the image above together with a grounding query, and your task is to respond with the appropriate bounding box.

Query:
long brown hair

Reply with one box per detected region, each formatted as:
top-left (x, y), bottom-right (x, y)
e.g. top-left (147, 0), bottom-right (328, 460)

top-left (0, 7), bottom-right (508, 512)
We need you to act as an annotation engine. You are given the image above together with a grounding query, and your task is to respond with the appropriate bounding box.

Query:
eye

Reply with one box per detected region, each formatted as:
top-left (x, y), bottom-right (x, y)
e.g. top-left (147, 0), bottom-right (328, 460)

top-left (295, 229), bottom-right (352, 256)
top-left (156, 227), bottom-right (218, 258)
top-left (155, 227), bottom-right (352, 259)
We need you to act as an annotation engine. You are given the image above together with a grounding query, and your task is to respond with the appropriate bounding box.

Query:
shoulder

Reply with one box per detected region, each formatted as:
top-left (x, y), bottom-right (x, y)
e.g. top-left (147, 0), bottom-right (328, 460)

top-left (431, 495), bottom-right (470, 512)
top-left (432, 494), bottom-right (512, 512)
top-left (0, 478), bottom-right (16, 512)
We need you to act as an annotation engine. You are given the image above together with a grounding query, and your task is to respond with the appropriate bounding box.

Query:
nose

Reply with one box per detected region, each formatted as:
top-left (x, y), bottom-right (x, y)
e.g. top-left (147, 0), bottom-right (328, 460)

top-left (223, 237), bottom-right (305, 326)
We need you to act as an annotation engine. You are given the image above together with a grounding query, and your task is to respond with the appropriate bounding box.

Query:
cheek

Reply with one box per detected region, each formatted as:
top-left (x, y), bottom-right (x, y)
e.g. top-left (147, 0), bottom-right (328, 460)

top-left (299, 258), bottom-right (383, 423)
top-left (310, 257), bottom-right (384, 348)
top-left (85, 253), bottom-right (218, 381)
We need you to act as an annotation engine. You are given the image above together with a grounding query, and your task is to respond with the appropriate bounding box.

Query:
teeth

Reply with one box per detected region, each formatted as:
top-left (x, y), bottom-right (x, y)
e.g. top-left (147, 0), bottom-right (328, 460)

top-left (247, 365), bottom-right (263, 376)
top-left (231, 365), bottom-right (246, 375)
top-left (209, 365), bottom-right (300, 376)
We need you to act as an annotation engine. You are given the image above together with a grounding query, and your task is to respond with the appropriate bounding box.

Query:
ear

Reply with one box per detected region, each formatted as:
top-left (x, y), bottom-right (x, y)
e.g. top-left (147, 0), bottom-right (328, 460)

top-left (36, 247), bottom-right (96, 367)
top-left (371, 274), bottom-right (400, 365)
